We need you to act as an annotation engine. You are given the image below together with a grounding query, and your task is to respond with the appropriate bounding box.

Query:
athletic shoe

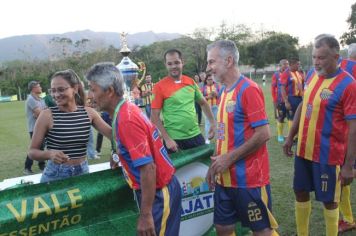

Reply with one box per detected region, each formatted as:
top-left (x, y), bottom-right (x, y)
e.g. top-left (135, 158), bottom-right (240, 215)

top-left (95, 151), bottom-right (102, 156)
top-left (277, 136), bottom-right (284, 143)
top-left (23, 168), bottom-right (34, 175)
top-left (90, 155), bottom-right (100, 160)
top-left (338, 219), bottom-right (356, 233)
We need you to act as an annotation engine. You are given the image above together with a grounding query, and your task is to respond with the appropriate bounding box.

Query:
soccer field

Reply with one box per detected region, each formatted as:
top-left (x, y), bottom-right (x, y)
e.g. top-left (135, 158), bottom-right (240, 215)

top-left (0, 81), bottom-right (355, 235)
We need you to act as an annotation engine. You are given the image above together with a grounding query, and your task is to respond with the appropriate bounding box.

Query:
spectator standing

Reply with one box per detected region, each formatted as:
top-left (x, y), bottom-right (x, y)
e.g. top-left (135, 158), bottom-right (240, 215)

top-left (24, 81), bottom-right (46, 175)
top-left (141, 73), bottom-right (155, 118)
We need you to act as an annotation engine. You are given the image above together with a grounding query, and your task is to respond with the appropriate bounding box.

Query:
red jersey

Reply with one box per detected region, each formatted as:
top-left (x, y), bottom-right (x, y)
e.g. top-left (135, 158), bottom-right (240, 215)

top-left (271, 71), bottom-right (281, 103)
top-left (216, 75), bottom-right (270, 188)
top-left (340, 59), bottom-right (356, 78)
top-left (113, 101), bottom-right (175, 189)
top-left (280, 68), bottom-right (304, 97)
top-left (296, 68), bottom-right (356, 165)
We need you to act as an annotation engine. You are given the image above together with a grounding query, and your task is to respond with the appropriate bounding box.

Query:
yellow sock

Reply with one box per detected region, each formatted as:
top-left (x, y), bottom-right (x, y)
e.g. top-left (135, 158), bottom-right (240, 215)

top-left (288, 120), bottom-right (293, 131)
top-left (295, 201), bottom-right (311, 236)
top-left (277, 122), bottom-right (284, 137)
top-left (323, 207), bottom-right (339, 236)
top-left (271, 229), bottom-right (279, 236)
top-left (340, 185), bottom-right (354, 223)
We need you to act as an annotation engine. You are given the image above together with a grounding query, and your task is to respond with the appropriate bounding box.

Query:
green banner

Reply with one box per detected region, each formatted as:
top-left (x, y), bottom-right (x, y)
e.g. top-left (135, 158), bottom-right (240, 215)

top-left (0, 144), bottom-right (250, 235)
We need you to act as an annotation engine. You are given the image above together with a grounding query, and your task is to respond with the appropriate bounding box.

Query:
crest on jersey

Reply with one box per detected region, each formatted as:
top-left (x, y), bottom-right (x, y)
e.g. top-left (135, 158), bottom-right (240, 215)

top-left (320, 88), bottom-right (333, 100)
top-left (226, 100), bottom-right (236, 113)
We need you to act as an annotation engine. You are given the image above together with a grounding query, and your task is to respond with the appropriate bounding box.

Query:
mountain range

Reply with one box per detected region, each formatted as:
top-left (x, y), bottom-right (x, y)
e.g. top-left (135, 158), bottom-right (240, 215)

top-left (0, 30), bottom-right (182, 62)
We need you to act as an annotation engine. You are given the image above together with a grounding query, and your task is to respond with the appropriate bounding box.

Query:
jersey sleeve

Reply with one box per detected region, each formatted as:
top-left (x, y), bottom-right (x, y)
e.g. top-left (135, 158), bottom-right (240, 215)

top-left (194, 82), bottom-right (204, 101)
top-left (27, 97), bottom-right (38, 111)
top-left (151, 83), bottom-right (163, 109)
top-left (242, 86), bottom-right (268, 128)
top-left (343, 81), bottom-right (356, 120)
top-left (118, 118), bottom-right (153, 167)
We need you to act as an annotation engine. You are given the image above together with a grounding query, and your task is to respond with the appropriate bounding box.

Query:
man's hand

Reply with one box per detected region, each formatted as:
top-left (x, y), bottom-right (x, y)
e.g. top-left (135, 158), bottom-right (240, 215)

top-left (137, 212), bottom-right (156, 236)
top-left (211, 154), bottom-right (231, 175)
top-left (285, 101), bottom-right (292, 111)
top-left (340, 165), bottom-right (354, 186)
top-left (206, 154), bottom-right (231, 190)
top-left (283, 137), bottom-right (294, 157)
top-left (206, 166), bottom-right (216, 190)
top-left (165, 137), bottom-right (179, 152)
top-left (208, 122), bottom-right (216, 140)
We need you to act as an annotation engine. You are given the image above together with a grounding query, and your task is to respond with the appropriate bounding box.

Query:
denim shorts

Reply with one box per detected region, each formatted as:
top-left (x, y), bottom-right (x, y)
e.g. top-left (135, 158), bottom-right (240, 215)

top-left (40, 159), bottom-right (89, 183)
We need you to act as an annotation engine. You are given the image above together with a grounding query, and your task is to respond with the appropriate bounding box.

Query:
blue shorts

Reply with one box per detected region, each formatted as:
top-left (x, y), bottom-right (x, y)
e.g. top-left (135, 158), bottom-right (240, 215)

top-left (167, 133), bottom-right (205, 153)
top-left (40, 159), bottom-right (89, 183)
top-left (134, 175), bottom-right (182, 236)
top-left (293, 157), bottom-right (341, 203)
top-left (213, 184), bottom-right (278, 232)
top-left (287, 96), bottom-right (302, 120)
top-left (277, 102), bottom-right (287, 122)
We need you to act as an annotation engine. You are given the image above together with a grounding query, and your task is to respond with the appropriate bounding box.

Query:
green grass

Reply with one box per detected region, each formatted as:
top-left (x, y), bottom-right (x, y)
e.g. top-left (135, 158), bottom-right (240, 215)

top-left (0, 82), bottom-right (355, 235)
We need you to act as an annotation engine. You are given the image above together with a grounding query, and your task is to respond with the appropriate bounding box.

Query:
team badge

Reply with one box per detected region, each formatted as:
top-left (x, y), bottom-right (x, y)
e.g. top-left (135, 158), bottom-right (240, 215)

top-left (320, 88), bottom-right (333, 100)
top-left (225, 100), bottom-right (236, 113)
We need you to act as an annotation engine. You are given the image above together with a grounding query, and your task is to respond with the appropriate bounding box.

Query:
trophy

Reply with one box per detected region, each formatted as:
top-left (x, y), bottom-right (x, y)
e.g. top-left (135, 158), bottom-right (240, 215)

top-left (116, 32), bottom-right (139, 101)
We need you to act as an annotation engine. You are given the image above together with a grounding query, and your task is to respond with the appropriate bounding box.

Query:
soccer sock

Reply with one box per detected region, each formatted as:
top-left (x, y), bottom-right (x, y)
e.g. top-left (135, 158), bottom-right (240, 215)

top-left (323, 207), bottom-right (339, 236)
top-left (271, 229), bottom-right (279, 236)
top-left (277, 121), bottom-right (284, 137)
top-left (288, 120), bottom-right (293, 132)
top-left (295, 201), bottom-right (311, 236)
top-left (340, 185), bottom-right (354, 223)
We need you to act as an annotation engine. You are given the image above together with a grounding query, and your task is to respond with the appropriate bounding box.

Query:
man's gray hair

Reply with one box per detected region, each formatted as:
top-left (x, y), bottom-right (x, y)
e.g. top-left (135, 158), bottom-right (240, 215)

top-left (86, 62), bottom-right (125, 97)
top-left (279, 59), bottom-right (288, 66)
top-left (207, 40), bottom-right (240, 67)
top-left (314, 34), bottom-right (340, 53)
top-left (348, 43), bottom-right (356, 59)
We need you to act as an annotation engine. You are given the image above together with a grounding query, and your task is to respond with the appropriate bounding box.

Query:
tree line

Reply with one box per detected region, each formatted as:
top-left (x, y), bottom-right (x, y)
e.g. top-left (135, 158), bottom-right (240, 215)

top-left (1, 2), bottom-right (355, 99)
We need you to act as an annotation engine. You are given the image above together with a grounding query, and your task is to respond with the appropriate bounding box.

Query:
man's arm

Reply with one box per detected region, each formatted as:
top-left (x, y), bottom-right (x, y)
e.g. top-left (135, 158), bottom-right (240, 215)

top-left (283, 103), bottom-right (302, 157)
top-left (341, 119), bottom-right (356, 185)
top-left (207, 124), bottom-right (270, 187)
top-left (151, 108), bottom-right (178, 152)
top-left (198, 98), bottom-right (216, 140)
top-left (137, 162), bottom-right (157, 236)
top-left (280, 85), bottom-right (291, 110)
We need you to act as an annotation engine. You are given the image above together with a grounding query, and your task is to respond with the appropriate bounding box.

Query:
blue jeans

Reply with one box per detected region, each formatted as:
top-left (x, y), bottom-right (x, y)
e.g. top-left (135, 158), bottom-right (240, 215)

top-left (205, 105), bottom-right (218, 140)
top-left (145, 104), bottom-right (151, 118)
top-left (40, 159), bottom-right (89, 183)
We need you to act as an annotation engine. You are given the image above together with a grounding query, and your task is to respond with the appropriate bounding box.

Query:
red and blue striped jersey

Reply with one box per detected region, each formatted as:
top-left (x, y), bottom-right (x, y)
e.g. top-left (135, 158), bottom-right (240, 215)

top-left (280, 68), bottom-right (304, 96)
top-left (271, 71), bottom-right (284, 103)
top-left (215, 75), bottom-right (270, 188)
top-left (271, 71), bottom-right (279, 103)
top-left (114, 101), bottom-right (175, 189)
top-left (296, 68), bottom-right (356, 165)
top-left (340, 59), bottom-right (356, 78)
top-left (201, 82), bottom-right (221, 106)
